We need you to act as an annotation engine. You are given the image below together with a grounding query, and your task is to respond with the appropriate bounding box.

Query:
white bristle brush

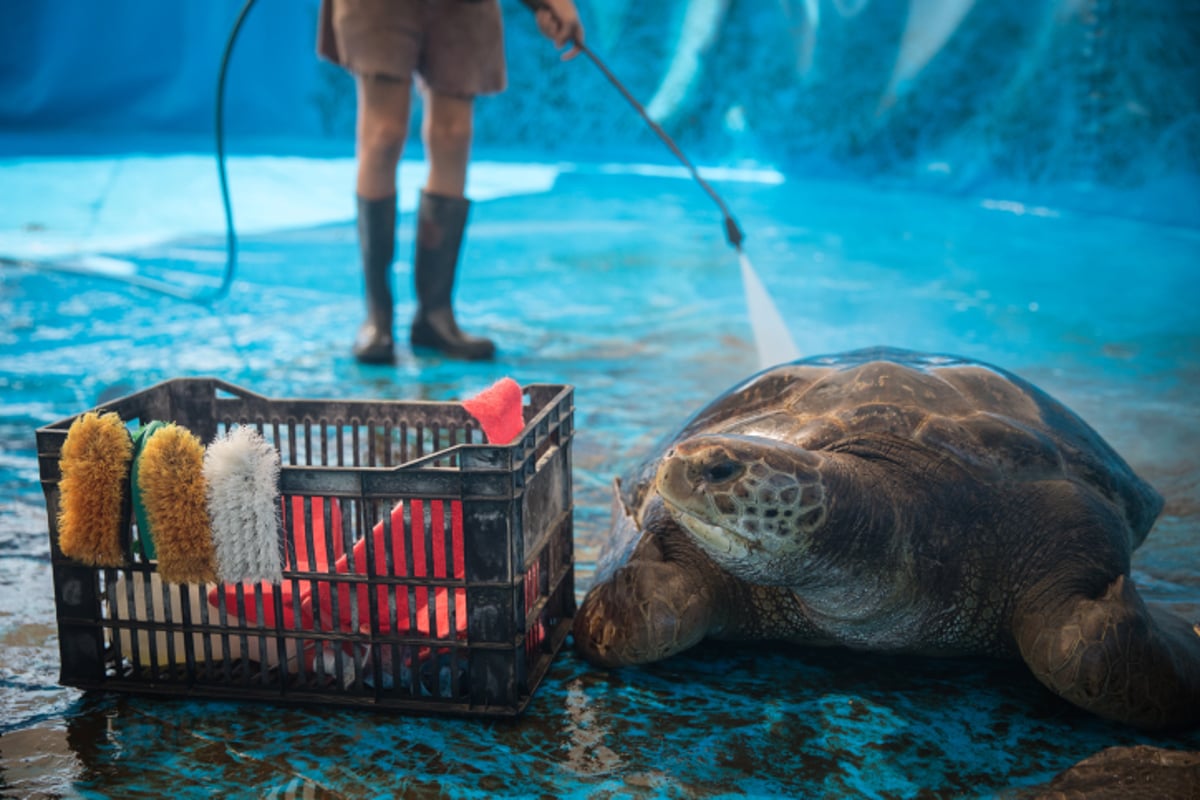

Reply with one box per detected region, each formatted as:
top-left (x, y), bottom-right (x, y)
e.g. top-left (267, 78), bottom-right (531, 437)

top-left (204, 426), bottom-right (283, 583)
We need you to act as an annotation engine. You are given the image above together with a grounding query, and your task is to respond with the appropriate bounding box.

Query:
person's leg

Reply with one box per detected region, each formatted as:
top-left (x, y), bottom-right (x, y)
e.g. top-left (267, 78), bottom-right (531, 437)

top-left (409, 88), bottom-right (495, 360)
top-left (422, 89), bottom-right (473, 198)
top-left (356, 73), bottom-right (411, 199)
top-left (351, 73), bottom-right (412, 363)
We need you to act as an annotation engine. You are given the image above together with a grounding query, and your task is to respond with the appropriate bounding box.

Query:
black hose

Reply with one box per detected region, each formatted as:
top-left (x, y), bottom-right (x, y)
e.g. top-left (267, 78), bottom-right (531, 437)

top-left (207, 0), bottom-right (260, 303)
top-left (575, 41), bottom-right (745, 249)
top-left (0, 0), bottom-right (257, 303)
top-left (520, 0), bottom-right (745, 249)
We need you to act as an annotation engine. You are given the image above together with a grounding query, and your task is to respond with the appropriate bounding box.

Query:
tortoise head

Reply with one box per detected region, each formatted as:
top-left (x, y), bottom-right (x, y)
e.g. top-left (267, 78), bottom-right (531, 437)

top-left (654, 433), bottom-right (830, 583)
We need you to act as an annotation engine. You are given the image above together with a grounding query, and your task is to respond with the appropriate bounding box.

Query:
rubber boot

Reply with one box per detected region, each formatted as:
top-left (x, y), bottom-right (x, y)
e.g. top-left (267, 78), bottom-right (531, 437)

top-left (352, 194), bottom-right (397, 364)
top-left (410, 190), bottom-right (496, 360)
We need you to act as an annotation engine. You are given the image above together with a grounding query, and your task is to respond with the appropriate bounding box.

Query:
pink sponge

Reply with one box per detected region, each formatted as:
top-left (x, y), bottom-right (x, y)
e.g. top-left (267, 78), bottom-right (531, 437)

top-left (462, 377), bottom-right (524, 444)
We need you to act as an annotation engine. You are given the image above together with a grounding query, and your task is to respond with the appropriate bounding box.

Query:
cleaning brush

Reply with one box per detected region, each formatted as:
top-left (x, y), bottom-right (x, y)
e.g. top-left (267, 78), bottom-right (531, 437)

top-left (204, 425), bottom-right (283, 583)
top-left (130, 420), bottom-right (168, 560)
top-left (56, 411), bottom-right (132, 566)
top-left (136, 422), bottom-right (217, 583)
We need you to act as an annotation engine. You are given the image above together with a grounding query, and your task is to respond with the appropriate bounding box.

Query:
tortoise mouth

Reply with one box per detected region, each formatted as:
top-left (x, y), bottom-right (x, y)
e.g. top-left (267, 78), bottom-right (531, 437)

top-left (662, 498), bottom-right (752, 560)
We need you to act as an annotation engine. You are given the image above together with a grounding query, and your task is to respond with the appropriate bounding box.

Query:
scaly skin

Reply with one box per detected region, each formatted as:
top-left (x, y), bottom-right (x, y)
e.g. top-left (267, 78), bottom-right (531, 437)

top-left (1014, 575), bottom-right (1200, 731)
top-left (574, 348), bottom-right (1198, 731)
top-left (573, 518), bottom-right (837, 667)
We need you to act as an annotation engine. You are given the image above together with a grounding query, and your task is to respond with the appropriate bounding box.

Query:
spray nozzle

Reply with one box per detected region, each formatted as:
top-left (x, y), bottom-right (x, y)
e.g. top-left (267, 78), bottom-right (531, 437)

top-left (724, 215), bottom-right (745, 250)
top-left (537, 11), bottom-right (750, 254)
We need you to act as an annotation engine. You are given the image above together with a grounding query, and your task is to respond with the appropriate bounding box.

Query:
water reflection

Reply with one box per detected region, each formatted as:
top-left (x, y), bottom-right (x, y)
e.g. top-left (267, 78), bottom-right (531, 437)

top-left (561, 678), bottom-right (623, 777)
top-left (3, 635), bottom-right (1197, 797)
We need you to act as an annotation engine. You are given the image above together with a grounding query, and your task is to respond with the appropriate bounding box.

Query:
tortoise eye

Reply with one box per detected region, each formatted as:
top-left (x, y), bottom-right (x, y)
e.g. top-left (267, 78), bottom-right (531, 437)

top-left (703, 459), bottom-right (745, 485)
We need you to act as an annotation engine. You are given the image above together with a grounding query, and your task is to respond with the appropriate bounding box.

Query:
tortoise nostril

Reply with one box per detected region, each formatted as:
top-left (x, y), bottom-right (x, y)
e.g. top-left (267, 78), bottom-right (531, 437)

top-left (702, 459), bottom-right (744, 485)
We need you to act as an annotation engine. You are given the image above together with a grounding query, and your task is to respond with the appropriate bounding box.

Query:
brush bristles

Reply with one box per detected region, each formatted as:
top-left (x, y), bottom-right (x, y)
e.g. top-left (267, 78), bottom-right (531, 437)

top-left (204, 426), bottom-right (283, 583)
top-left (137, 423), bottom-right (217, 584)
top-left (57, 411), bottom-right (132, 566)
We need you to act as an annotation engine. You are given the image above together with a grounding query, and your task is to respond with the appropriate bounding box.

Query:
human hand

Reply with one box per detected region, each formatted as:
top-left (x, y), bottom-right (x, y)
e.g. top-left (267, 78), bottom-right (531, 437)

top-left (533, 0), bottom-right (584, 60)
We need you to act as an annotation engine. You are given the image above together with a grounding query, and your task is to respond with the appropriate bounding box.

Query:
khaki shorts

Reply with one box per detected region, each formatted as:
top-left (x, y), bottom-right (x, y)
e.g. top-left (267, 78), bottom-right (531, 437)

top-left (317, 0), bottom-right (507, 97)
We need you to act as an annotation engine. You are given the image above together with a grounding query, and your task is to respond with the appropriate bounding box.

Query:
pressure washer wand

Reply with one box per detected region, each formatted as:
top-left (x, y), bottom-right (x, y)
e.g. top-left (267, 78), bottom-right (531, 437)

top-left (523, 1), bottom-right (745, 250)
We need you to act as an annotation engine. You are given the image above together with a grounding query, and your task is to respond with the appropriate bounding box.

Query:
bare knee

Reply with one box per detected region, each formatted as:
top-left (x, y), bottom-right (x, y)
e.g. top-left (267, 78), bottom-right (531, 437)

top-left (424, 113), bottom-right (473, 160)
top-left (355, 75), bottom-right (412, 178)
top-left (422, 90), bottom-right (474, 157)
top-left (358, 116), bottom-right (409, 167)
top-left (421, 96), bottom-right (474, 196)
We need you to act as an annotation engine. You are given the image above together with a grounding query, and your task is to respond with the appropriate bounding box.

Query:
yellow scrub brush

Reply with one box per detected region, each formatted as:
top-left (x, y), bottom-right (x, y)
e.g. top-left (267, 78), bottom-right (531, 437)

top-left (136, 422), bottom-right (217, 584)
top-left (57, 411), bottom-right (133, 566)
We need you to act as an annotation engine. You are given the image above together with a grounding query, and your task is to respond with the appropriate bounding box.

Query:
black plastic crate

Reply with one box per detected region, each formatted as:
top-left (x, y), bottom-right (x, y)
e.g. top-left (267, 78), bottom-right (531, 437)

top-left (36, 378), bottom-right (575, 717)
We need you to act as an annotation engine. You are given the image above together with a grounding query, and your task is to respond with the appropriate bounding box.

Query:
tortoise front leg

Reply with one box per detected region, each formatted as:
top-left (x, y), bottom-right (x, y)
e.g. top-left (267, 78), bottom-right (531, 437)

top-left (573, 553), bottom-right (720, 667)
top-left (575, 490), bottom-right (733, 667)
top-left (1014, 574), bottom-right (1200, 731)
